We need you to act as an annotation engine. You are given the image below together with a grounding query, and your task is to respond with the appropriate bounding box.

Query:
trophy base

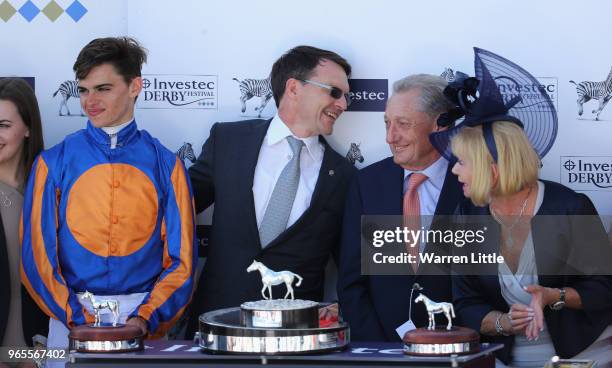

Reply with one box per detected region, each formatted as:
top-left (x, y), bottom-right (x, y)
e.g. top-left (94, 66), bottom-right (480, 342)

top-left (240, 299), bottom-right (319, 328)
top-left (403, 327), bottom-right (480, 356)
top-left (199, 307), bottom-right (349, 354)
top-left (69, 324), bottom-right (145, 353)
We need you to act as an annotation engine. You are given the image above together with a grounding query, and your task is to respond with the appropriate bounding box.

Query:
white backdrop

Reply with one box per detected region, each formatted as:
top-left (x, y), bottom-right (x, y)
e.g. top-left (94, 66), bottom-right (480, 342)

top-left (2, 0), bottom-right (612, 215)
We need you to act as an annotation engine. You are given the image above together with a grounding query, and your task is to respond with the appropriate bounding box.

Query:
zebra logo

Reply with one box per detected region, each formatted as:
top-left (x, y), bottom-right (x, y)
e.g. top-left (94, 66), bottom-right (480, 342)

top-left (176, 142), bottom-right (197, 164)
top-left (570, 67), bottom-right (612, 120)
top-left (232, 76), bottom-right (273, 118)
top-left (440, 68), bottom-right (455, 82)
top-left (53, 80), bottom-right (84, 116)
top-left (345, 143), bottom-right (364, 165)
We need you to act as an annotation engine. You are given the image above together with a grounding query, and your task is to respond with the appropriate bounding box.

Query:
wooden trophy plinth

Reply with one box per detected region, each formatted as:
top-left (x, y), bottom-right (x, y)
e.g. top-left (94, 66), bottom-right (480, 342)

top-left (69, 324), bottom-right (145, 353)
top-left (403, 326), bottom-right (480, 356)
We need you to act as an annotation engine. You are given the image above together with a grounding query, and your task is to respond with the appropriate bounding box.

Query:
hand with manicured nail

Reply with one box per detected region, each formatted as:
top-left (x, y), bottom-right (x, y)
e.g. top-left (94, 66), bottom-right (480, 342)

top-left (505, 303), bottom-right (535, 335)
top-left (523, 284), bottom-right (556, 340)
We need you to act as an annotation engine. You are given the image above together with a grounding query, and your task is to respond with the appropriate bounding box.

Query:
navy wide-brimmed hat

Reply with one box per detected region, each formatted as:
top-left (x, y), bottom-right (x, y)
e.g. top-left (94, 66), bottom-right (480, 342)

top-left (429, 47), bottom-right (558, 162)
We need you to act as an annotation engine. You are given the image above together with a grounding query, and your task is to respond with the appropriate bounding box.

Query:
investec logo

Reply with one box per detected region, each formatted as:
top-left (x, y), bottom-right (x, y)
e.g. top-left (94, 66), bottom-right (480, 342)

top-left (560, 156), bottom-right (612, 190)
top-left (494, 77), bottom-right (558, 111)
top-left (138, 75), bottom-right (217, 109)
top-left (347, 79), bottom-right (388, 112)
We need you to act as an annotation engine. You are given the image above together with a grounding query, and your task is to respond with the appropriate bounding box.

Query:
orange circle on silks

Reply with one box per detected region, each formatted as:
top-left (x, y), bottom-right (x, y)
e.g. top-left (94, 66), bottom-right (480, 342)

top-left (66, 163), bottom-right (159, 257)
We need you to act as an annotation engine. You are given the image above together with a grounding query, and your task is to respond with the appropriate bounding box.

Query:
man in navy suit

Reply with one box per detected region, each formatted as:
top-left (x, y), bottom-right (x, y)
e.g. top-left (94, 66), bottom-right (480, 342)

top-left (337, 74), bottom-right (464, 341)
top-left (186, 46), bottom-right (356, 336)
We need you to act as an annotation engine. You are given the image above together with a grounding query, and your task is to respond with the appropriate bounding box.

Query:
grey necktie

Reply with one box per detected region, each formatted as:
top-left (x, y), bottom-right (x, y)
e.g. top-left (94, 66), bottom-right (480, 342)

top-left (259, 136), bottom-right (304, 247)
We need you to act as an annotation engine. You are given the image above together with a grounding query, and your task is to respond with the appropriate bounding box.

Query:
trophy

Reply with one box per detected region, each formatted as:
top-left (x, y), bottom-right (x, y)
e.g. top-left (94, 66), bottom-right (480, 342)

top-left (403, 284), bottom-right (479, 356)
top-left (197, 260), bottom-right (349, 354)
top-left (68, 291), bottom-right (145, 353)
top-left (241, 260), bottom-right (319, 329)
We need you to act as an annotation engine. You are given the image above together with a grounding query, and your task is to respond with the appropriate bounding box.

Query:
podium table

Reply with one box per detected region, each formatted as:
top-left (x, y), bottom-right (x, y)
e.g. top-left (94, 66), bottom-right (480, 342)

top-left (68, 340), bottom-right (502, 367)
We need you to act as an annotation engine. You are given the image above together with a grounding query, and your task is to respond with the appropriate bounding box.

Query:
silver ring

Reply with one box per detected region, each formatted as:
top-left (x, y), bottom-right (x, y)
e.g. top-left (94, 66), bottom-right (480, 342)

top-left (507, 312), bottom-right (513, 323)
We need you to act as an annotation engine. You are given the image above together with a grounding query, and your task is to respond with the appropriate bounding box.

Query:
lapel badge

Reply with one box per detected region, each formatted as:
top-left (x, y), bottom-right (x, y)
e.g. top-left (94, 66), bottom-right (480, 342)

top-left (328, 169), bottom-right (335, 176)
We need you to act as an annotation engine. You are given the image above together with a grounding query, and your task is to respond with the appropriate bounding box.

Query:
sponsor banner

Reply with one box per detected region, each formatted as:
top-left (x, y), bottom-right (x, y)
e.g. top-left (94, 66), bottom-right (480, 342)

top-left (138, 75), bottom-right (217, 109)
top-left (568, 69), bottom-right (612, 120)
top-left (561, 156), bottom-right (612, 190)
top-left (175, 142), bottom-right (197, 165)
top-left (51, 79), bottom-right (83, 117)
top-left (231, 76), bottom-right (274, 118)
top-left (495, 76), bottom-right (558, 111)
top-left (347, 79), bottom-right (388, 112)
top-left (440, 69), bottom-right (557, 112)
top-left (345, 142), bottom-right (364, 165)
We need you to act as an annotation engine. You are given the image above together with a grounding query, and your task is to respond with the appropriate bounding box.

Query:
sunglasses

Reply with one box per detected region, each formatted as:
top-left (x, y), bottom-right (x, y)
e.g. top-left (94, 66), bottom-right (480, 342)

top-left (299, 79), bottom-right (351, 107)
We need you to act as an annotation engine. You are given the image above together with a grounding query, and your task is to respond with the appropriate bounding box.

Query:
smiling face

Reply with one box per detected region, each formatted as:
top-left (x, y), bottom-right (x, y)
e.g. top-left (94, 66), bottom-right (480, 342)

top-left (292, 59), bottom-right (349, 136)
top-left (0, 99), bottom-right (30, 169)
top-left (77, 63), bottom-right (142, 128)
top-left (384, 89), bottom-right (442, 170)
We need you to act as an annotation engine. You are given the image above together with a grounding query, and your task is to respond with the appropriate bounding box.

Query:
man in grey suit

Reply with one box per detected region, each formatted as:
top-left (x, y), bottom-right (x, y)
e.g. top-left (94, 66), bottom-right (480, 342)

top-left (186, 46), bottom-right (356, 336)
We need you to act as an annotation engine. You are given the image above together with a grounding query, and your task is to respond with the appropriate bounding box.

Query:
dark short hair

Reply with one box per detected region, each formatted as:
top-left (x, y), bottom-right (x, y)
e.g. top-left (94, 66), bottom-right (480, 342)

top-left (270, 45), bottom-right (351, 107)
top-left (73, 37), bottom-right (147, 83)
top-left (0, 78), bottom-right (44, 184)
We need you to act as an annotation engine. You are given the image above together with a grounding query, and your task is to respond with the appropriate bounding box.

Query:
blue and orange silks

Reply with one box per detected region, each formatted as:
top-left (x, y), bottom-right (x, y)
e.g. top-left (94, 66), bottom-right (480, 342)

top-left (20, 121), bottom-right (197, 337)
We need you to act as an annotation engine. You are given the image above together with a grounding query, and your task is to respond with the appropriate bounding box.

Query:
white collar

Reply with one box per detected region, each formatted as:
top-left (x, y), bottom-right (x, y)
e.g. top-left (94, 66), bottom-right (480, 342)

top-left (101, 118), bottom-right (134, 136)
top-left (403, 156), bottom-right (448, 189)
top-left (265, 114), bottom-right (323, 162)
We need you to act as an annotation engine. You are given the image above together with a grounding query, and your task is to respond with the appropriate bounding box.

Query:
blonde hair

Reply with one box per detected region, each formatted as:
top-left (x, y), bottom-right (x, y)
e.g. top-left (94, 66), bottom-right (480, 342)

top-left (450, 121), bottom-right (540, 206)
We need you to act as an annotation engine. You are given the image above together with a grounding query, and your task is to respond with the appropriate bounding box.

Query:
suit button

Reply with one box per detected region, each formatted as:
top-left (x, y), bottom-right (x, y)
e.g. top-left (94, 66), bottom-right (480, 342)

top-left (113, 180), bottom-right (120, 188)
top-left (112, 216), bottom-right (119, 224)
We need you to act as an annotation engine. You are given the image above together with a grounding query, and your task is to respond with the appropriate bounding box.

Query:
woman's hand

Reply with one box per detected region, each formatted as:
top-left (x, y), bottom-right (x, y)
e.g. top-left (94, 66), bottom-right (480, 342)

top-left (504, 303), bottom-right (535, 335)
top-left (523, 284), bottom-right (557, 340)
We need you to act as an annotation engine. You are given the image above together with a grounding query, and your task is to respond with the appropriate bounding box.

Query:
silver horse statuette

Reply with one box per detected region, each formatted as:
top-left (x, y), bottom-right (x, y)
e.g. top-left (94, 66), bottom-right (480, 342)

top-left (246, 260), bottom-right (303, 300)
top-left (414, 293), bottom-right (455, 330)
top-left (80, 291), bottom-right (120, 327)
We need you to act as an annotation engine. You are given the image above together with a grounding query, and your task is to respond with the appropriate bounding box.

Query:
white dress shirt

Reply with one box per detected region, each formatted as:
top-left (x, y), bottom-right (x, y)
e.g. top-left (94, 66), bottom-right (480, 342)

top-left (253, 114), bottom-right (324, 230)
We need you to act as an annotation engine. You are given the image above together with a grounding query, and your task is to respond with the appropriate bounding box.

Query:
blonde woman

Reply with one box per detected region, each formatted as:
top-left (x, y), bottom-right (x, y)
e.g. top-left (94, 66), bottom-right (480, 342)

top-left (450, 122), bottom-right (612, 366)
top-left (429, 49), bottom-right (612, 366)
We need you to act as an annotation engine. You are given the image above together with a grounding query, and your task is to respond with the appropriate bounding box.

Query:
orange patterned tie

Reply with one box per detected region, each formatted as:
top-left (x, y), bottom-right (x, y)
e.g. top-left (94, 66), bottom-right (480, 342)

top-left (403, 173), bottom-right (428, 273)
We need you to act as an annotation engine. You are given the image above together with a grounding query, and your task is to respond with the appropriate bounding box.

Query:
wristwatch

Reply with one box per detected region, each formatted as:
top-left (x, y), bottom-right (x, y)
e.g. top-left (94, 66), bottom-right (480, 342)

top-left (550, 288), bottom-right (566, 310)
